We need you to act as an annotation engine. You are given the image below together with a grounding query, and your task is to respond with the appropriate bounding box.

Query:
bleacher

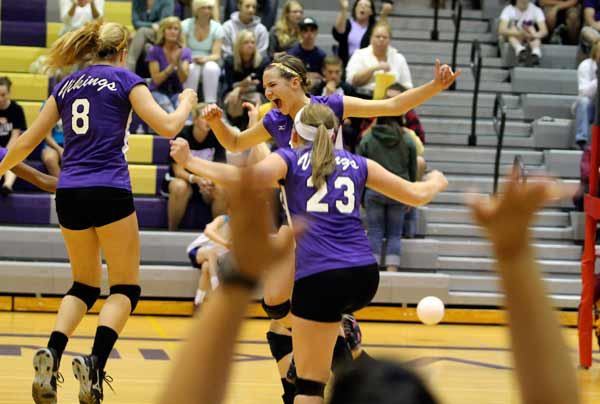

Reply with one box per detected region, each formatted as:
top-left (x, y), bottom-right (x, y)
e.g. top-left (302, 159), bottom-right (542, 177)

top-left (0, 0), bottom-right (587, 314)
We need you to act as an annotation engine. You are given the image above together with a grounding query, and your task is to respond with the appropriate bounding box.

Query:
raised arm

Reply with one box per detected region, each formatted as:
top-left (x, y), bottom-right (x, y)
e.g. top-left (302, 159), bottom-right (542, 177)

top-left (170, 138), bottom-right (287, 188)
top-left (468, 170), bottom-right (579, 404)
top-left (202, 104), bottom-right (271, 152)
top-left (0, 97), bottom-right (59, 177)
top-left (343, 60), bottom-right (460, 119)
top-left (129, 85), bottom-right (197, 138)
top-left (366, 159), bottom-right (447, 206)
top-left (334, 0), bottom-right (349, 34)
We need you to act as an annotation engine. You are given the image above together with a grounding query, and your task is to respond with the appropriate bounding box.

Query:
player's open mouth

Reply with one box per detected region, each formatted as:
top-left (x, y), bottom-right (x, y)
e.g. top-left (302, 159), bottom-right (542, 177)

top-left (273, 98), bottom-right (282, 109)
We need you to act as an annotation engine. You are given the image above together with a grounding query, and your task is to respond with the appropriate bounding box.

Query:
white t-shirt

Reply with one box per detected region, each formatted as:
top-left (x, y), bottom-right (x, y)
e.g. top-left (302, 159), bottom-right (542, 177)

top-left (499, 3), bottom-right (545, 30)
top-left (60, 0), bottom-right (105, 34)
top-left (345, 45), bottom-right (413, 93)
top-left (578, 58), bottom-right (598, 99)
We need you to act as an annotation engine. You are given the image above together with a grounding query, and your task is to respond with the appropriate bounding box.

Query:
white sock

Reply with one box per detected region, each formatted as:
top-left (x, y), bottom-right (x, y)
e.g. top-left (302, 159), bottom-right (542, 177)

top-left (195, 289), bottom-right (207, 306)
top-left (210, 276), bottom-right (220, 290)
top-left (531, 47), bottom-right (542, 57)
top-left (514, 43), bottom-right (526, 55)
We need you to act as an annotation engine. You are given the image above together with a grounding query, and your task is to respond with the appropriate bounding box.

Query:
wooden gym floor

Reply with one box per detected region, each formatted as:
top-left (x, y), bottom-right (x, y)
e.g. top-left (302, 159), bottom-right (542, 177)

top-left (1, 312), bottom-right (600, 404)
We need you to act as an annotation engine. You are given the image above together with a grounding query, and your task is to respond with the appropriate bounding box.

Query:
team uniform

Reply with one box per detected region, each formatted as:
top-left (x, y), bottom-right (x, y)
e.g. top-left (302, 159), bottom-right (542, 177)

top-left (0, 146), bottom-right (6, 161)
top-left (51, 64), bottom-right (146, 230)
top-left (275, 146), bottom-right (379, 322)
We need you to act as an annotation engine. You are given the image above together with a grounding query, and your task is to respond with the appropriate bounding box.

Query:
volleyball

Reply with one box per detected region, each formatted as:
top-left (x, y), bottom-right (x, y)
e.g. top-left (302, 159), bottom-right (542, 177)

top-left (417, 296), bottom-right (445, 326)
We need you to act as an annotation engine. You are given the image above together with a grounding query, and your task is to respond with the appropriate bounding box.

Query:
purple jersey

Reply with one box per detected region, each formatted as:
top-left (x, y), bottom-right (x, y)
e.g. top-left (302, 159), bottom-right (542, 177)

top-left (0, 146), bottom-right (6, 161)
top-left (263, 94), bottom-right (344, 148)
top-left (51, 65), bottom-right (146, 190)
top-left (276, 146), bottom-right (376, 280)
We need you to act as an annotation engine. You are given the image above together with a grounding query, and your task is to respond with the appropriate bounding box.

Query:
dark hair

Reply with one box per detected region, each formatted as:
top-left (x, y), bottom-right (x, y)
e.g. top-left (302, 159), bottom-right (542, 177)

top-left (0, 77), bottom-right (12, 91)
top-left (329, 358), bottom-right (439, 404)
top-left (266, 54), bottom-right (311, 93)
top-left (386, 83), bottom-right (409, 94)
top-left (323, 55), bottom-right (343, 67)
top-left (351, 0), bottom-right (376, 26)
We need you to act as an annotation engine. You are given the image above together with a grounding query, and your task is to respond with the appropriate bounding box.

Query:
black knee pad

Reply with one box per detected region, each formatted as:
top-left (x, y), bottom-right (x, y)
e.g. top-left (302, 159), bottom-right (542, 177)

top-left (281, 378), bottom-right (296, 404)
top-left (109, 284), bottom-right (141, 313)
top-left (261, 298), bottom-right (291, 320)
top-left (66, 282), bottom-right (101, 310)
top-left (266, 331), bottom-right (293, 362)
top-left (296, 377), bottom-right (325, 398)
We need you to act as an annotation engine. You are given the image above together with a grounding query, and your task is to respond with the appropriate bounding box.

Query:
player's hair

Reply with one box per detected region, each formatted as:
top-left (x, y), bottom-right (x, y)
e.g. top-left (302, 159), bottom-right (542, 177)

top-left (299, 104), bottom-right (339, 189)
top-left (0, 77), bottom-right (12, 91)
top-left (274, 0), bottom-right (303, 49)
top-left (156, 16), bottom-right (185, 47)
top-left (266, 54), bottom-right (311, 93)
top-left (46, 21), bottom-right (128, 69)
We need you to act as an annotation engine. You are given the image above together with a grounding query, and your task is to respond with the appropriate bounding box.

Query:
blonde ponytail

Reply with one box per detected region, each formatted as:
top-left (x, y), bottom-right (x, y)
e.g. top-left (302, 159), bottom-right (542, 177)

top-left (46, 21), bottom-right (128, 70)
top-left (311, 123), bottom-right (336, 189)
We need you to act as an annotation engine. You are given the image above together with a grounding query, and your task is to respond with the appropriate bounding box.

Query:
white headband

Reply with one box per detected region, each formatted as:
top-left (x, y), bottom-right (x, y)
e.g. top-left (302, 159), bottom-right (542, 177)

top-left (293, 106), bottom-right (335, 142)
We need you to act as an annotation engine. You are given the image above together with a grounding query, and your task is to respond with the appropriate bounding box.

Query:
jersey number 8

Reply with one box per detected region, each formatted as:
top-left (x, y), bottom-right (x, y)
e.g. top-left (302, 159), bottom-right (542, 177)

top-left (72, 98), bottom-right (90, 135)
top-left (306, 176), bottom-right (355, 214)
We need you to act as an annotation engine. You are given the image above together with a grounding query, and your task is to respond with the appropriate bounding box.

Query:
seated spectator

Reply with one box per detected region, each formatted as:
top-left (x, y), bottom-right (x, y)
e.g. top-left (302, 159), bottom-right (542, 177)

top-left (147, 17), bottom-right (192, 113)
top-left (287, 17), bottom-right (327, 93)
top-left (59, 0), bottom-right (104, 35)
top-left (498, 0), bottom-right (548, 66)
top-left (573, 42), bottom-right (600, 149)
top-left (222, 30), bottom-right (270, 128)
top-left (537, 0), bottom-right (580, 45)
top-left (268, 0), bottom-right (303, 59)
top-left (356, 115), bottom-right (417, 272)
top-left (0, 77), bottom-right (26, 195)
top-left (222, 0), bottom-right (269, 58)
top-left (346, 22), bottom-right (412, 98)
top-left (583, 0), bottom-right (600, 45)
top-left (41, 116), bottom-right (64, 178)
top-left (127, 0), bottom-right (175, 72)
top-left (223, 0), bottom-right (278, 30)
top-left (163, 103), bottom-right (226, 230)
top-left (182, 0), bottom-right (224, 103)
top-left (333, 0), bottom-right (391, 66)
top-left (313, 55), bottom-right (356, 96)
top-left (186, 214), bottom-right (229, 309)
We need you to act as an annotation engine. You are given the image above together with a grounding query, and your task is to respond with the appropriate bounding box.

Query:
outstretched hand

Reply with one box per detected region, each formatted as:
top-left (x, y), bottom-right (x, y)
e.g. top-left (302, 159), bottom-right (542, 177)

top-left (170, 138), bottom-right (192, 167)
top-left (433, 59), bottom-right (461, 91)
top-left (201, 104), bottom-right (224, 123)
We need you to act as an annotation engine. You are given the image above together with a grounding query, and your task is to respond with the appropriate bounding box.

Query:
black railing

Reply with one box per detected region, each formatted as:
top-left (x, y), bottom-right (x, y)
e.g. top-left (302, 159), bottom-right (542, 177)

top-left (492, 93), bottom-right (507, 194)
top-left (450, 0), bottom-right (463, 90)
top-left (468, 40), bottom-right (483, 146)
top-left (431, 0), bottom-right (440, 40)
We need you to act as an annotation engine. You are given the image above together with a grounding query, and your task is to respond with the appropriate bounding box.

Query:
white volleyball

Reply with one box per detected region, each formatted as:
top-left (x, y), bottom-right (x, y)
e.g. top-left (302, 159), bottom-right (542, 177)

top-left (417, 296), bottom-right (445, 325)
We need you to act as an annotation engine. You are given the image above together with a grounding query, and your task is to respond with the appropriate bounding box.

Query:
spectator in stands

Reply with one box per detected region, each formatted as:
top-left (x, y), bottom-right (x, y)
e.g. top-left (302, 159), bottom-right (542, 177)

top-left (182, 0), bottom-right (224, 103)
top-left (537, 0), bottom-right (581, 45)
top-left (127, 0), bottom-right (175, 72)
top-left (222, 0), bottom-right (269, 58)
top-left (164, 103), bottom-right (226, 230)
top-left (41, 117), bottom-right (64, 178)
top-left (498, 0), bottom-right (548, 66)
top-left (268, 0), bottom-right (304, 59)
top-left (287, 17), bottom-right (327, 93)
top-left (346, 22), bottom-right (412, 98)
top-left (573, 42), bottom-right (600, 149)
top-left (313, 55), bottom-right (356, 96)
top-left (0, 77), bottom-right (26, 195)
top-left (583, 0), bottom-right (600, 45)
top-left (385, 83), bottom-right (425, 144)
top-left (223, 0), bottom-right (279, 30)
top-left (333, 0), bottom-right (392, 67)
top-left (357, 115), bottom-right (417, 272)
top-left (222, 30), bottom-right (270, 128)
top-left (59, 0), bottom-right (104, 35)
top-left (148, 17), bottom-right (192, 114)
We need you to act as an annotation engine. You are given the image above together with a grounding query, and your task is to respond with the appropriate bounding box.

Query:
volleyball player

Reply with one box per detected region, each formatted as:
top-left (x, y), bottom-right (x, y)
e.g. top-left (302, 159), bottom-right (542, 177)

top-left (170, 102), bottom-right (448, 403)
top-left (0, 146), bottom-right (57, 193)
top-left (0, 21), bottom-right (197, 404)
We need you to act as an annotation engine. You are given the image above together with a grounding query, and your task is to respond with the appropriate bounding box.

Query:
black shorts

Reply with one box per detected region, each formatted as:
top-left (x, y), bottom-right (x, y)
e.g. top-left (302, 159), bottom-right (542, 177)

top-left (291, 264), bottom-right (379, 323)
top-left (56, 186), bottom-right (135, 230)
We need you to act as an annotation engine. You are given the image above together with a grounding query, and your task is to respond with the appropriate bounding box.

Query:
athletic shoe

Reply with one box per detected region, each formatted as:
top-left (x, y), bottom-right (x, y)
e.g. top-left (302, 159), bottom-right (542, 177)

top-left (517, 49), bottom-right (529, 67)
top-left (72, 354), bottom-right (113, 404)
top-left (528, 53), bottom-right (540, 67)
top-left (32, 348), bottom-right (63, 404)
top-left (342, 314), bottom-right (362, 351)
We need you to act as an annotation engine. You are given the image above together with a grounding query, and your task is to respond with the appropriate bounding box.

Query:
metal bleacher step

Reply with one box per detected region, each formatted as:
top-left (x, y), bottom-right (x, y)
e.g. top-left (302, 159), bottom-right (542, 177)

top-left (416, 105), bottom-right (524, 120)
top-left (424, 146), bottom-right (542, 164)
top-left (426, 133), bottom-right (535, 148)
top-left (410, 65), bottom-right (508, 82)
top-left (436, 238), bottom-right (581, 260)
top-left (431, 191), bottom-right (574, 209)
top-left (427, 161), bottom-right (543, 176)
top-left (448, 273), bottom-right (580, 294)
top-left (426, 222), bottom-right (573, 240)
top-left (445, 290), bottom-right (579, 308)
top-left (421, 118), bottom-right (531, 137)
top-left (442, 174), bottom-right (578, 194)
top-left (424, 206), bottom-right (569, 227)
top-left (437, 256), bottom-right (582, 274)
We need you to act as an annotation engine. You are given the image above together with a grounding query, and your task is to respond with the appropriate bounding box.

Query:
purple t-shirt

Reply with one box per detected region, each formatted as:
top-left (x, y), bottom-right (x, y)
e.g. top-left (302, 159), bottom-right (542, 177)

top-left (262, 94), bottom-right (344, 148)
top-left (146, 45), bottom-right (192, 95)
top-left (0, 146), bottom-right (6, 161)
top-left (584, 0), bottom-right (600, 20)
top-left (348, 19), bottom-right (368, 59)
top-left (276, 146), bottom-right (376, 280)
top-left (51, 64), bottom-right (146, 190)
